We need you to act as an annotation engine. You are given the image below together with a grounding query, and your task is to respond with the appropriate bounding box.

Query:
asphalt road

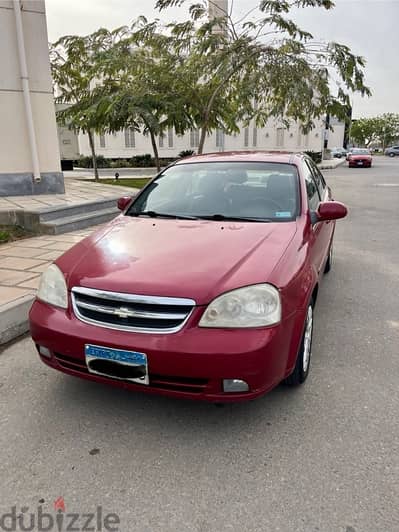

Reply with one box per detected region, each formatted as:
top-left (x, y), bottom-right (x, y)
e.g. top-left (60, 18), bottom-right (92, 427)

top-left (1, 157), bottom-right (398, 532)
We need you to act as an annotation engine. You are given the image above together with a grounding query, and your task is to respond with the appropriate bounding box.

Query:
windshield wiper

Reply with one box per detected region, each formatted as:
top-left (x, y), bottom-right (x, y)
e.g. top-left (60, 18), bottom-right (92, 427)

top-left (197, 214), bottom-right (272, 222)
top-left (130, 210), bottom-right (198, 220)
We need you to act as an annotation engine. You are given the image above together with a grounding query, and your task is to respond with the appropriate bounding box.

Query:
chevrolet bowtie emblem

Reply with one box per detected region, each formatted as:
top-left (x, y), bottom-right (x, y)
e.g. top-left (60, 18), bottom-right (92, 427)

top-left (114, 307), bottom-right (132, 318)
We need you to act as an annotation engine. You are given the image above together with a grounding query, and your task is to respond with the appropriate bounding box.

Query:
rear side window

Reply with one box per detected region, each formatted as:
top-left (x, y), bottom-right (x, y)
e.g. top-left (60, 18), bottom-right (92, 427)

top-left (303, 164), bottom-right (320, 211)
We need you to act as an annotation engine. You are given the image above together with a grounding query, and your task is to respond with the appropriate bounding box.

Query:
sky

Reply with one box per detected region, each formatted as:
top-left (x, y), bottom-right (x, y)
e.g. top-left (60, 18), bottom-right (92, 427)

top-left (45, 0), bottom-right (399, 119)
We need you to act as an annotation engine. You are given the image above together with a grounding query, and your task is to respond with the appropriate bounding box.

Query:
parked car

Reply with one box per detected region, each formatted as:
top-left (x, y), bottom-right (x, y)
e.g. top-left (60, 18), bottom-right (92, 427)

top-left (331, 147), bottom-right (348, 159)
top-left (30, 152), bottom-right (347, 402)
top-left (385, 146), bottom-right (399, 157)
top-left (348, 148), bottom-right (372, 168)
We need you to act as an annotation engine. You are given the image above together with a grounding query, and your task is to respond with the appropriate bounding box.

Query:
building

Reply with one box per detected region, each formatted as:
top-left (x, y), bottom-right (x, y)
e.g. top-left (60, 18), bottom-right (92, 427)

top-left (0, 0), bottom-right (64, 196)
top-left (56, 105), bottom-right (80, 170)
top-left (76, 118), bottom-right (345, 162)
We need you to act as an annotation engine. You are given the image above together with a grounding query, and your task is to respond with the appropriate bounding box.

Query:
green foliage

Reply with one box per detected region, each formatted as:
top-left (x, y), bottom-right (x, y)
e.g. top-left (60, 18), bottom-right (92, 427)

top-left (179, 150), bottom-right (195, 158)
top-left (304, 150), bottom-right (322, 164)
top-left (0, 225), bottom-right (34, 244)
top-left (86, 178), bottom-right (151, 189)
top-left (350, 114), bottom-right (399, 148)
top-left (153, 0), bottom-right (369, 142)
top-left (76, 155), bottom-right (110, 168)
top-left (130, 154), bottom-right (154, 167)
top-left (52, 0), bottom-right (370, 163)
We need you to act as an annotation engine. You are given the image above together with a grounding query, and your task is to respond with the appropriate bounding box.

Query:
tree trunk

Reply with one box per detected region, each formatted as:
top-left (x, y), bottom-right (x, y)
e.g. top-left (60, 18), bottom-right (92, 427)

top-left (149, 129), bottom-right (161, 172)
top-left (87, 130), bottom-right (99, 182)
top-left (198, 126), bottom-right (207, 155)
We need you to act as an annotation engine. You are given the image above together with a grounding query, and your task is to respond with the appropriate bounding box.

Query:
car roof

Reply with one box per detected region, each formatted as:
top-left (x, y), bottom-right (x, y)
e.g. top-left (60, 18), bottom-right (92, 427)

top-left (174, 151), bottom-right (305, 166)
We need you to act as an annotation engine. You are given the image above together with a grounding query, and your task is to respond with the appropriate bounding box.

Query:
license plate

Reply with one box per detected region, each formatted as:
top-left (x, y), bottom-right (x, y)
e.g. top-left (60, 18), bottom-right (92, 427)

top-left (85, 344), bottom-right (149, 385)
top-left (358, 161), bottom-right (363, 165)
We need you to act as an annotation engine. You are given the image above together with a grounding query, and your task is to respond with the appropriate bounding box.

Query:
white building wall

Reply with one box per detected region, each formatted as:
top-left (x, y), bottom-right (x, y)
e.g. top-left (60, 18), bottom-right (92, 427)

top-left (0, 0), bottom-right (63, 195)
top-left (77, 117), bottom-right (338, 160)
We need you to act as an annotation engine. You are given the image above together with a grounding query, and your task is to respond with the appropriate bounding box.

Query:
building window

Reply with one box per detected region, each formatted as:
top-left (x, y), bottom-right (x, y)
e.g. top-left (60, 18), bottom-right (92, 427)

top-left (253, 127), bottom-right (257, 147)
top-left (244, 127), bottom-right (249, 148)
top-left (276, 128), bottom-right (284, 147)
top-left (124, 128), bottom-right (135, 148)
top-left (190, 129), bottom-right (200, 148)
top-left (159, 133), bottom-right (165, 148)
top-left (168, 128), bottom-right (174, 148)
top-left (216, 129), bottom-right (224, 148)
top-left (99, 134), bottom-right (106, 148)
top-left (298, 127), bottom-right (309, 147)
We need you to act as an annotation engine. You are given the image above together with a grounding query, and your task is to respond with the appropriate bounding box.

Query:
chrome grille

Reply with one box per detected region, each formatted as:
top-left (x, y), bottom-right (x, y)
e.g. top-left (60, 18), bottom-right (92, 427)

top-left (71, 287), bottom-right (195, 333)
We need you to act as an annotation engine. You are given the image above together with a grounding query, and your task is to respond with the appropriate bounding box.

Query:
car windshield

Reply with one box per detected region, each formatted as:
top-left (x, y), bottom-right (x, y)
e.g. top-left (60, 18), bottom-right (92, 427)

top-left (127, 162), bottom-right (300, 222)
top-left (352, 149), bottom-right (370, 155)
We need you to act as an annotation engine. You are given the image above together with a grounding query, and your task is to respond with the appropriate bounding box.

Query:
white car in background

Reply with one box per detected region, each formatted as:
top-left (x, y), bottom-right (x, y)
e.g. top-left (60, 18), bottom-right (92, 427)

top-left (331, 147), bottom-right (348, 159)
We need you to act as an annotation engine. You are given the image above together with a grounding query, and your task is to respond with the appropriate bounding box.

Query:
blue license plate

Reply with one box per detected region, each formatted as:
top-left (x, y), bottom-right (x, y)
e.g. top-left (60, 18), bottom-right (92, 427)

top-left (85, 344), bottom-right (149, 385)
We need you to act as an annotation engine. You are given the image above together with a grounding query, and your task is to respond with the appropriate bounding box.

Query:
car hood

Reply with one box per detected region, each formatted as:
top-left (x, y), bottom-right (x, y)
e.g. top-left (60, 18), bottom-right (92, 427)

top-left (59, 216), bottom-right (297, 305)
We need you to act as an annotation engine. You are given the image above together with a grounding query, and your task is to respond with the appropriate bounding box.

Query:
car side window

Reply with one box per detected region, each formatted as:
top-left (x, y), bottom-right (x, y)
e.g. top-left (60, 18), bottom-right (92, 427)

top-left (306, 159), bottom-right (327, 199)
top-left (303, 164), bottom-right (320, 211)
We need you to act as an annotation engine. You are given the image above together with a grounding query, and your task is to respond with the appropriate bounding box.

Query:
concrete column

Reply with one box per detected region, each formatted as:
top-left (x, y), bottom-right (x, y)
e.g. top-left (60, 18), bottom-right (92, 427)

top-left (0, 0), bottom-right (64, 196)
top-left (208, 0), bottom-right (228, 33)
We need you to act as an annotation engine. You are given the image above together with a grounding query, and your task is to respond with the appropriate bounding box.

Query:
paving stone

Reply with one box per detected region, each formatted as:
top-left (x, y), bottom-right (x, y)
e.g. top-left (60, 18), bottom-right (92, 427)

top-left (0, 269), bottom-right (38, 285)
top-left (0, 257), bottom-right (46, 271)
top-left (0, 247), bottom-right (46, 259)
top-left (0, 286), bottom-right (34, 306)
top-left (34, 250), bottom-right (63, 261)
top-left (18, 276), bottom-right (41, 290)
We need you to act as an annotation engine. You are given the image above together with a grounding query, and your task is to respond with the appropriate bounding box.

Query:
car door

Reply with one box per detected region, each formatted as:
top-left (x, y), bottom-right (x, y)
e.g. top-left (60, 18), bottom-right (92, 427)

top-left (307, 158), bottom-right (334, 270)
top-left (303, 160), bottom-right (330, 276)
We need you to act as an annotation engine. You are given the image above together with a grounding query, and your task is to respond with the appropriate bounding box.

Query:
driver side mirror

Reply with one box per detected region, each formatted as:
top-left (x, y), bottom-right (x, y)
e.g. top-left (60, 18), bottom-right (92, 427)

top-left (117, 196), bottom-right (132, 211)
top-left (313, 201), bottom-right (348, 224)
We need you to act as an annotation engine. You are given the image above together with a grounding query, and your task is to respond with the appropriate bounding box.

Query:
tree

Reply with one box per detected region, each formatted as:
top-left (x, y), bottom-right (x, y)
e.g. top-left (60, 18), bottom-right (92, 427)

top-left (89, 19), bottom-right (193, 171)
top-left (350, 114), bottom-right (399, 149)
top-left (155, 0), bottom-right (370, 152)
top-left (50, 29), bottom-right (125, 180)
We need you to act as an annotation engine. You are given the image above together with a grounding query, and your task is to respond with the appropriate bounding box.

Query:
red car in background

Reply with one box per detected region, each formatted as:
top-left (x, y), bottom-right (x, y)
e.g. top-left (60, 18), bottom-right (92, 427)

top-left (348, 148), bottom-right (373, 168)
top-left (30, 152), bottom-right (347, 402)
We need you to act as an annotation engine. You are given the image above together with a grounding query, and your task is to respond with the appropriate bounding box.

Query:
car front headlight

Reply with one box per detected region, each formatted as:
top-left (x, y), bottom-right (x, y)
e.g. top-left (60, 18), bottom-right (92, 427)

top-left (199, 284), bottom-right (281, 328)
top-left (37, 264), bottom-right (68, 309)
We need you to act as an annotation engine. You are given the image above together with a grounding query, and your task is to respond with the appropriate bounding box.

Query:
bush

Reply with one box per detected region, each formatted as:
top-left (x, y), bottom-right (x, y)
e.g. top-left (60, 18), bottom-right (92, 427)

top-left (304, 150), bottom-right (322, 164)
top-left (178, 149), bottom-right (195, 158)
top-left (75, 155), bottom-right (111, 168)
top-left (159, 157), bottom-right (177, 167)
top-left (109, 159), bottom-right (131, 168)
top-left (130, 154), bottom-right (154, 167)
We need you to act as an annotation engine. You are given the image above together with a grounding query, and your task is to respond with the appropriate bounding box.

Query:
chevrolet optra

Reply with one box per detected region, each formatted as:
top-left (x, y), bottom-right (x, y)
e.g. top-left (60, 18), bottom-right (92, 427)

top-left (30, 152), bottom-right (347, 402)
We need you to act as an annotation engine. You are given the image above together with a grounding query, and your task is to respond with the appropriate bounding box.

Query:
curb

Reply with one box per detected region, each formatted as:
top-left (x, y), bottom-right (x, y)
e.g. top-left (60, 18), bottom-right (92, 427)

top-left (319, 159), bottom-right (346, 170)
top-left (0, 294), bottom-right (34, 346)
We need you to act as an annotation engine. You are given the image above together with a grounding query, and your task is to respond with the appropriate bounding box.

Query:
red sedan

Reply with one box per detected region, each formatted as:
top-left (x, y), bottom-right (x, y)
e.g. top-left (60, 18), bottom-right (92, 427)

top-left (348, 148), bottom-right (373, 168)
top-left (30, 152), bottom-right (347, 402)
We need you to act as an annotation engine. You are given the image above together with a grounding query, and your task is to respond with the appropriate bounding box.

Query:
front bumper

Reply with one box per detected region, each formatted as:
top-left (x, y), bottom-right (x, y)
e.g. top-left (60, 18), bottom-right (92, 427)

top-left (29, 300), bottom-right (299, 402)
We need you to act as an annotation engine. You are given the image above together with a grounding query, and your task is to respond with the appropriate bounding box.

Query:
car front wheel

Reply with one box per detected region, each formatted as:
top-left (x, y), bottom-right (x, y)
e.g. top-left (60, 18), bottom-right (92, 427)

top-left (283, 301), bottom-right (314, 386)
top-left (389, 153), bottom-right (395, 157)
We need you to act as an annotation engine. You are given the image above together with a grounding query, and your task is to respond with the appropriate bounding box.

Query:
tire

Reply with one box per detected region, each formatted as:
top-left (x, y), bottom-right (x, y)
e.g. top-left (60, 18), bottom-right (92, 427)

top-left (283, 301), bottom-right (314, 386)
top-left (324, 242), bottom-right (333, 273)
top-left (389, 153), bottom-right (395, 158)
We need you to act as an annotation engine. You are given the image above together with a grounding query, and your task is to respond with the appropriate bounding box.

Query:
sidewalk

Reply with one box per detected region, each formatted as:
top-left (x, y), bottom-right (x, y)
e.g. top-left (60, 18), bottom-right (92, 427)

top-left (318, 158), bottom-right (346, 170)
top-left (0, 227), bottom-right (96, 345)
top-left (0, 178), bottom-right (136, 218)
